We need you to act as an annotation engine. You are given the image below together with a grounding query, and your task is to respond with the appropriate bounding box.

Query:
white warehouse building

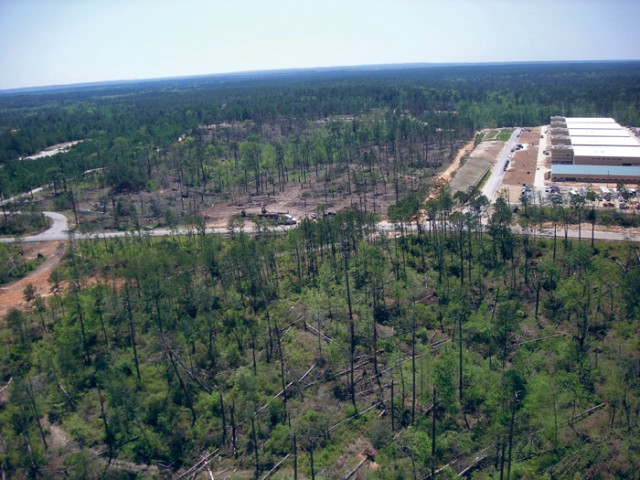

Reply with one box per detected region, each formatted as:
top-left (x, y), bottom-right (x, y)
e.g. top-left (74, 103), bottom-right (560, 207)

top-left (549, 117), bottom-right (640, 181)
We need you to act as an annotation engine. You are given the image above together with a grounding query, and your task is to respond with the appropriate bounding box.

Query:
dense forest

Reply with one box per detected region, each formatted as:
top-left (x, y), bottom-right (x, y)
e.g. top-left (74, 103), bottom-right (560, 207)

top-left (1, 61), bottom-right (640, 478)
top-left (1, 193), bottom-right (639, 478)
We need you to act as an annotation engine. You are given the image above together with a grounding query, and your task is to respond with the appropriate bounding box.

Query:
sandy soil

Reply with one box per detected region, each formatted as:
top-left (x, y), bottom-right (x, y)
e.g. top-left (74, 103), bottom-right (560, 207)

top-left (0, 241), bottom-right (65, 319)
top-left (200, 182), bottom-right (323, 227)
top-left (440, 140), bottom-right (476, 182)
top-left (470, 139), bottom-right (505, 160)
top-left (425, 139), bottom-right (476, 202)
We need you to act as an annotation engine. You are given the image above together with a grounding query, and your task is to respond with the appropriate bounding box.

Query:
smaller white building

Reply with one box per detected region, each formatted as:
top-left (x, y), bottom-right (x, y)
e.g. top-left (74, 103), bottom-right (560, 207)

top-left (568, 128), bottom-right (629, 138)
top-left (564, 122), bottom-right (623, 130)
top-left (573, 146), bottom-right (640, 166)
top-left (570, 136), bottom-right (639, 147)
top-left (563, 117), bottom-right (617, 124)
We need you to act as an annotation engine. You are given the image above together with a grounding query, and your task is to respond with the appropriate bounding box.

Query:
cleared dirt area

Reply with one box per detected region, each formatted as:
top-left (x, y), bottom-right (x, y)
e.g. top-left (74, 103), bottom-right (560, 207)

top-left (502, 127), bottom-right (541, 201)
top-left (198, 180), bottom-right (362, 228)
top-left (0, 241), bottom-right (64, 319)
top-left (437, 140), bottom-right (475, 183)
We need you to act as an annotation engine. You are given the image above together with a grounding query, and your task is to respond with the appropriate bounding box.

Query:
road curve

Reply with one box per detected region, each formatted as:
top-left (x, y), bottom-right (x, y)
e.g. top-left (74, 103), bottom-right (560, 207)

top-left (0, 212), bottom-right (69, 243)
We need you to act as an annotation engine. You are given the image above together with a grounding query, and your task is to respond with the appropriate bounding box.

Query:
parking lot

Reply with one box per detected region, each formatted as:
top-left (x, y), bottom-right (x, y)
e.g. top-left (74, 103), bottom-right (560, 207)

top-left (517, 182), bottom-right (639, 210)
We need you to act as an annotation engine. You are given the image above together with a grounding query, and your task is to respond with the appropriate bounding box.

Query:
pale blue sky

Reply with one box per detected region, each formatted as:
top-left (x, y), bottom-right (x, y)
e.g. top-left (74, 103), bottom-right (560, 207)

top-left (0, 0), bottom-right (638, 90)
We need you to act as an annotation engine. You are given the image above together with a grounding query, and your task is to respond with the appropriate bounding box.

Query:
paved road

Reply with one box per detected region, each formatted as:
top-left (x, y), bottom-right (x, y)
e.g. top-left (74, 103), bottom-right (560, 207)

top-left (3, 214), bottom-right (636, 244)
top-left (1, 186), bottom-right (49, 206)
top-left (481, 128), bottom-right (521, 202)
top-left (387, 222), bottom-right (638, 243)
top-left (3, 217), bottom-right (639, 244)
top-left (35, 212), bottom-right (69, 239)
top-left (0, 211), bottom-right (69, 243)
top-left (0, 220), bottom-right (295, 243)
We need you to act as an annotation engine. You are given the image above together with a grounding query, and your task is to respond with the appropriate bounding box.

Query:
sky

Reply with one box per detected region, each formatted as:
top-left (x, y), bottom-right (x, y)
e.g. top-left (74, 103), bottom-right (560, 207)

top-left (0, 0), bottom-right (639, 90)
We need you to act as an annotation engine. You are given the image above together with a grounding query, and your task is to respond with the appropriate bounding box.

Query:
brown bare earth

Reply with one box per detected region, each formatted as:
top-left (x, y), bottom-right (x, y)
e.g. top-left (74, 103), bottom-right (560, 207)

top-left (425, 139), bottom-right (476, 203)
top-left (0, 241), bottom-right (64, 319)
top-left (198, 181), bottom-right (350, 228)
top-left (502, 127), bottom-right (540, 201)
top-left (471, 139), bottom-right (505, 161)
top-left (503, 128), bottom-right (539, 187)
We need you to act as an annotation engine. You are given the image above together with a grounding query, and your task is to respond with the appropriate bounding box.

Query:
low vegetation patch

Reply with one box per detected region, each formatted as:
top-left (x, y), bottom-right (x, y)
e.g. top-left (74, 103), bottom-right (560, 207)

top-left (0, 243), bottom-right (45, 285)
top-left (0, 212), bottom-right (49, 236)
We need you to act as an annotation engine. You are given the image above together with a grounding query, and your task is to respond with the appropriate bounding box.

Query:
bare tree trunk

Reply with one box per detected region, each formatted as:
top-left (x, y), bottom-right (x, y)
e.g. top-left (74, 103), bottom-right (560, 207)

top-left (125, 289), bottom-right (141, 381)
top-left (293, 434), bottom-right (298, 480)
top-left (431, 386), bottom-right (437, 478)
top-left (273, 317), bottom-right (288, 420)
top-left (251, 416), bottom-right (260, 478)
top-left (96, 383), bottom-right (113, 458)
top-left (74, 286), bottom-right (91, 366)
top-left (390, 380), bottom-right (395, 433)
top-left (167, 348), bottom-right (196, 426)
top-left (309, 448), bottom-right (315, 480)
top-left (506, 400), bottom-right (517, 480)
top-left (219, 392), bottom-right (227, 446)
top-left (27, 379), bottom-right (47, 451)
top-left (230, 400), bottom-right (238, 459)
top-left (343, 249), bottom-right (357, 416)
top-left (459, 313), bottom-right (463, 404)
top-left (411, 315), bottom-right (416, 425)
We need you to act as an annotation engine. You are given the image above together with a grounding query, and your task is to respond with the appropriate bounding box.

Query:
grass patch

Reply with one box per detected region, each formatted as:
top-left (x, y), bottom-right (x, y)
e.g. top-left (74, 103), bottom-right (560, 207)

top-left (476, 167), bottom-right (493, 189)
top-left (483, 130), bottom-right (499, 141)
top-left (481, 128), bottom-right (513, 142)
top-left (497, 129), bottom-right (514, 141)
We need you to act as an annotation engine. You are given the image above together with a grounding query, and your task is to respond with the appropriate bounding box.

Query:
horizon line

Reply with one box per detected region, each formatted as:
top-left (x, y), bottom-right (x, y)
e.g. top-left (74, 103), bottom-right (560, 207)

top-left (2, 58), bottom-right (639, 95)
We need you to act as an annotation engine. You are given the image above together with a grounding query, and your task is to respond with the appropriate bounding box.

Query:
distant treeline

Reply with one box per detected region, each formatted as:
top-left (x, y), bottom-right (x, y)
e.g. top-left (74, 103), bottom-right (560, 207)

top-left (1, 61), bottom-right (639, 195)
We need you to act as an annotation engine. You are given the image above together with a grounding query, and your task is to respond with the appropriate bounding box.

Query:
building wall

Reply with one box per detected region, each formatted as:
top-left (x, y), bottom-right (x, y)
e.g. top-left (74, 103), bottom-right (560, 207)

top-left (551, 172), bottom-right (640, 182)
top-left (571, 139), bottom-right (640, 147)
top-left (573, 156), bottom-right (640, 166)
top-left (550, 145), bottom-right (574, 164)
